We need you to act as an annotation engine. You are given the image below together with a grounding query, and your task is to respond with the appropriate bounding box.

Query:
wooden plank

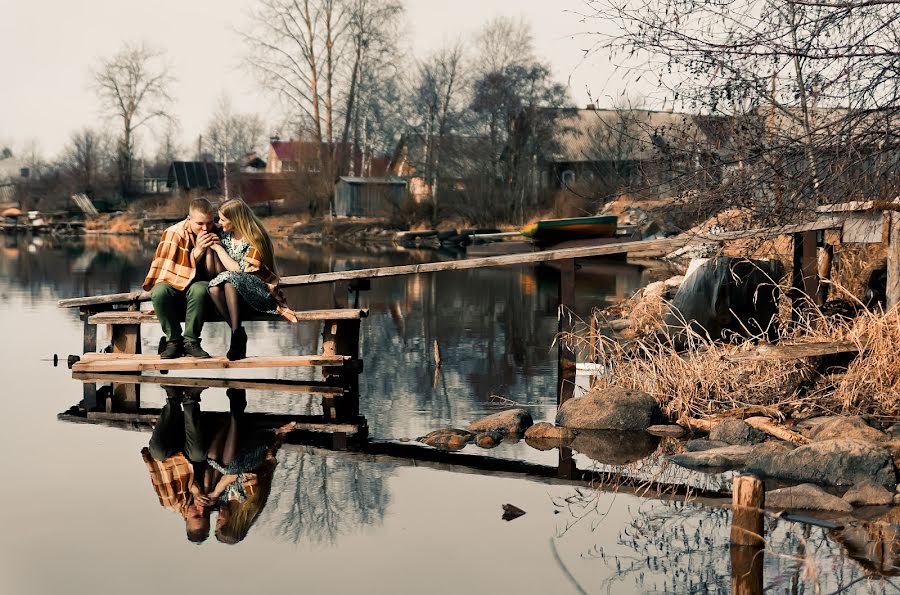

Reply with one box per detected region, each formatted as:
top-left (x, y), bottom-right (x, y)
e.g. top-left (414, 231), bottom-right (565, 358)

top-left (88, 308), bottom-right (368, 325)
top-left (85, 411), bottom-right (359, 434)
top-left (58, 217), bottom-right (846, 309)
top-left (71, 354), bottom-right (352, 373)
top-left (71, 372), bottom-right (346, 394)
top-left (842, 211), bottom-right (884, 243)
top-left (724, 340), bottom-right (859, 362)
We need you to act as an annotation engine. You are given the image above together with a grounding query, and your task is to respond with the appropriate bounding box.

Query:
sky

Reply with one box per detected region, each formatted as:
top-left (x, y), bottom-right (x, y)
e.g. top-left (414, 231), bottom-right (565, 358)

top-left (0, 0), bottom-right (627, 159)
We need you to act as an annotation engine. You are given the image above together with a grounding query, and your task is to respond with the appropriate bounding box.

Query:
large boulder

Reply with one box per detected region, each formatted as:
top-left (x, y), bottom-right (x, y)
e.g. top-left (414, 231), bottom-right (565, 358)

top-left (570, 430), bottom-right (660, 465)
top-left (744, 438), bottom-right (897, 488)
top-left (709, 419), bottom-right (766, 445)
top-left (467, 409), bottom-right (533, 435)
top-left (556, 387), bottom-right (662, 431)
top-left (766, 484), bottom-right (853, 512)
top-left (843, 481), bottom-right (894, 507)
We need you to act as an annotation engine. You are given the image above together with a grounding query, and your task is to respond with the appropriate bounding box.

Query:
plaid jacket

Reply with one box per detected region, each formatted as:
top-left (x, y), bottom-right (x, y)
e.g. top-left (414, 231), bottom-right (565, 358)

top-left (142, 220), bottom-right (197, 291)
top-left (245, 247), bottom-right (297, 322)
top-left (141, 447), bottom-right (194, 514)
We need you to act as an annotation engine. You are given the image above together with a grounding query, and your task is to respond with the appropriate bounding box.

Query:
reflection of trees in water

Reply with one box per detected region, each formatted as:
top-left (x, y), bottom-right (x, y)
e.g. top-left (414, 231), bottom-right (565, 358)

top-left (259, 446), bottom-right (392, 545)
top-left (558, 495), bottom-right (900, 594)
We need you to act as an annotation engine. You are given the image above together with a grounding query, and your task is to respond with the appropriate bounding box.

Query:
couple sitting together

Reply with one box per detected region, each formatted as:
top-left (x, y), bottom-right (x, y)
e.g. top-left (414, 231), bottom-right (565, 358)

top-left (142, 197), bottom-right (298, 361)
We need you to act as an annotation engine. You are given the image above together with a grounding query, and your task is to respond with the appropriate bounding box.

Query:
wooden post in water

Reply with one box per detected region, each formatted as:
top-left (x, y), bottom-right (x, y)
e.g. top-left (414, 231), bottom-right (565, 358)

top-left (887, 212), bottom-right (900, 308)
top-left (731, 475), bottom-right (765, 595)
top-left (557, 258), bottom-right (576, 405)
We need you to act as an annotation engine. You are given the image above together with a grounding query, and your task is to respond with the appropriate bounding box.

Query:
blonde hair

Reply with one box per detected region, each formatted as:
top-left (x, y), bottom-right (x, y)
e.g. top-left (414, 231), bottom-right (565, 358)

top-left (219, 198), bottom-right (276, 273)
top-left (215, 466), bottom-right (274, 545)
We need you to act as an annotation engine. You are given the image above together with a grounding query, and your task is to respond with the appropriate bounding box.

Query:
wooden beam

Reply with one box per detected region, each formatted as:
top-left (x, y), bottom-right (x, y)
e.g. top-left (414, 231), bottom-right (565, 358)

top-left (85, 411), bottom-right (359, 434)
top-left (71, 354), bottom-right (353, 373)
top-left (724, 340), bottom-right (859, 362)
top-left (731, 475), bottom-right (765, 546)
top-left (58, 217), bottom-right (846, 309)
top-left (71, 372), bottom-right (346, 394)
top-left (88, 308), bottom-right (368, 325)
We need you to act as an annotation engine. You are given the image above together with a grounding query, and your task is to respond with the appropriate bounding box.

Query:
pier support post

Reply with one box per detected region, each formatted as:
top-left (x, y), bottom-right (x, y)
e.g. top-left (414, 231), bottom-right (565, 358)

top-left (557, 258), bottom-right (576, 405)
top-left (791, 231), bottom-right (819, 315)
top-left (887, 212), bottom-right (900, 309)
top-left (730, 475), bottom-right (765, 594)
top-left (109, 323), bottom-right (141, 412)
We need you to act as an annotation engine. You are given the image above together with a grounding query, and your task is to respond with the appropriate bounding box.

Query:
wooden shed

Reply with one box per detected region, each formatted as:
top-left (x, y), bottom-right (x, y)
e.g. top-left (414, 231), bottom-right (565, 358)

top-left (334, 177), bottom-right (407, 218)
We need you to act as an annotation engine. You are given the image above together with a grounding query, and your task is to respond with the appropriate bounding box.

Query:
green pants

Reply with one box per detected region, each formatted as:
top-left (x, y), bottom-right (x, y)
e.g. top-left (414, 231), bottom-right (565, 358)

top-left (150, 281), bottom-right (210, 344)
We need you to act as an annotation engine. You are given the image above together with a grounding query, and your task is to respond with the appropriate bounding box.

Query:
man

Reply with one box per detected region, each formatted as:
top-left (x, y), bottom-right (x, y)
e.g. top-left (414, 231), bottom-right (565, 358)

top-left (143, 197), bottom-right (219, 358)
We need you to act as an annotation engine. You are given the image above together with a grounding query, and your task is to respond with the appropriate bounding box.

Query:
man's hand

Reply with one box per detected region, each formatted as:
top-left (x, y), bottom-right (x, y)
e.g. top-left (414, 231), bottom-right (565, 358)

top-left (191, 231), bottom-right (220, 260)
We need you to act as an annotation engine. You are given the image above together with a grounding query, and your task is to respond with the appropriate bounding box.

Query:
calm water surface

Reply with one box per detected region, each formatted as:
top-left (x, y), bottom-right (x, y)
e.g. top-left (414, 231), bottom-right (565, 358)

top-left (0, 234), bottom-right (894, 594)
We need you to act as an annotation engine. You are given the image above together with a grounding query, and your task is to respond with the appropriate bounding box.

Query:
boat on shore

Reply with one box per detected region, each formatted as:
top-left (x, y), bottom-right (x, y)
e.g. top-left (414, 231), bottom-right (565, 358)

top-left (521, 215), bottom-right (618, 243)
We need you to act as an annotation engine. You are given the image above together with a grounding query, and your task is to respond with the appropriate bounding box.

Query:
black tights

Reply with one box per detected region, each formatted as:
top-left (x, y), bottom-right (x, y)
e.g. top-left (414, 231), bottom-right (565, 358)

top-left (209, 282), bottom-right (242, 330)
top-left (197, 249), bottom-right (242, 331)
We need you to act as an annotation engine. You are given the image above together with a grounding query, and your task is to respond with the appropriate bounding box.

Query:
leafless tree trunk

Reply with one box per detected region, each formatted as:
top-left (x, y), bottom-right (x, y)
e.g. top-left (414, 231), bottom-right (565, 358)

top-left (93, 43), bottom-right (173, 198)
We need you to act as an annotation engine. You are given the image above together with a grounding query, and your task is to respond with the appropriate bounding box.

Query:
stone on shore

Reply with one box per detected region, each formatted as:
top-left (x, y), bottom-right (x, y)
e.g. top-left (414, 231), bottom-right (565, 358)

top-left (570, 430), bottom-right (659, 465)
top-left (417, 429), bottom-right (474, 451)
top-left (709, 419), bottom-right (766, 445)
top-left (646, 425), bottom-right (687, 438)
top-left (843, 481), bottom-right (895, 507)
top-left (766, 484), bottom-right (853, 512)
top-left (684, 439), bottom-right (730, 452)
top-left (474, 431), bottom-right (503, 449)
top-left (524, 422), bottom-right (576, 442)
top-left (467, 409), bottom-right (533, 435)
top-left (556, 387), bottom-right (662, 431)
top-left (744, 438), bottom-right (897, 488)
top-left (803, 416), bottom-right (888, 443)
top-left (668, 445), bottom-right (756, 469)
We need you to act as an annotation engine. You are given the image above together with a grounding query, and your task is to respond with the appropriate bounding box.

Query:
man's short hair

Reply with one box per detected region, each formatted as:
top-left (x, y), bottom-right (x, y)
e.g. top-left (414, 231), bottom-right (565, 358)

top-left (189, 198), bottom-right (215, 217)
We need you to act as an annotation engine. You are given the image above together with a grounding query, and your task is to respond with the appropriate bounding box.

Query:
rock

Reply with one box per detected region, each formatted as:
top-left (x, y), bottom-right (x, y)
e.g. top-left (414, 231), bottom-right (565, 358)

top-left (524, 422), bottom-right (576, 442)
top-left (555, 387), bottom-right (662, 431)
top-left (474, 431), bottom-right (503, 449)
top-left (895, 494), bottom-right (900, 505)
top-left (843, 481), bottom-right (895, 507)
top-left (669, 445), bottom-right (755, 469)
top-left (525, 436), bottom-right (566, 451)
top-left (417, 429), bottom-right (474, 451)
top-left (744, 438), bottom-right (897, 488)
top-left (887, 424), bottom-right (900, 439)
top-left (501, 504), bottom-right (526, 521)
top-left (570, 430), bottom-right (660, 465)
top-left (766, 484), bottom-right (853, 512)
top-left (709, 419), bottom-right (766, 445)
top-left (684, 439), bottom-right (730, 452)
top-left (803, 416), bottom-right (887, 444)
top-left (646, 424), bottom-right (687, 438)
top-left (467, 409), bottom-right (533, 435)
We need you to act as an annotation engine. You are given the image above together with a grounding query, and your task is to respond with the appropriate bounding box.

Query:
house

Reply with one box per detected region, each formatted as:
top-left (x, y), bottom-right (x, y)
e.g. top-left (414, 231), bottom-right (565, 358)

top-left (166, 161), bottom-right (221, 192)
top-left (333, 177), bottom-right (407, 218)
top-left (388, 133), bottom-right (496, 201)
top-left (266, 137), bottom-right (358, 175)
top-left (527, 107), bottom-right (730, 193)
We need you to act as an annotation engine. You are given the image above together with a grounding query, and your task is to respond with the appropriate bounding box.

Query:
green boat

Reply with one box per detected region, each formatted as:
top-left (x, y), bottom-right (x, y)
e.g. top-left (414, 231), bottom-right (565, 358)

top-left (521, 215), bottom-right (618, 243)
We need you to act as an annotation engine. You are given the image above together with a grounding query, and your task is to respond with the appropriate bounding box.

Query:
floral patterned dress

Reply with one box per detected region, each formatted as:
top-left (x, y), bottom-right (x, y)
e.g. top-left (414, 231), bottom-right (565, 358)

top-left (209, 232), bottom-right (278, 314)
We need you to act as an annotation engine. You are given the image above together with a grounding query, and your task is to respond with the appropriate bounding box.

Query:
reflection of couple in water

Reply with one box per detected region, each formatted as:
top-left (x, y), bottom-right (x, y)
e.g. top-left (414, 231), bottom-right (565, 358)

top-left (141, 387), bottom-right (294, 544)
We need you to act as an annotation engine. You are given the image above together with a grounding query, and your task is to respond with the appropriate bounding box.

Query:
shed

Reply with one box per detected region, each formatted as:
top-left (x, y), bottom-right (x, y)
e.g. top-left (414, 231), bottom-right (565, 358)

top-left (334, 177), bottom-right (407, 218)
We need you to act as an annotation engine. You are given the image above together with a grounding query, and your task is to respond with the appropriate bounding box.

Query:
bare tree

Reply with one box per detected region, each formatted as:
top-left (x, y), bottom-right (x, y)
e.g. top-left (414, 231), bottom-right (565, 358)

top-left (580, 0), bottom-right (900, 225)
top-left (473, 15), bottom-right (534, 75)
top-left (204, 94), bottom-right (268, 164)
top-left (93, 43), bottom-right (174, 198)
top-left (61, 128), bottom-right (114, 198)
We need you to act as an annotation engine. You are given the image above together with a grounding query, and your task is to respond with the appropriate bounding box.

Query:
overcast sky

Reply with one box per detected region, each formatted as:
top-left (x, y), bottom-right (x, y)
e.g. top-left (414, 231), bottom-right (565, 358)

top-left (0, 0), bottom-right (626, 158)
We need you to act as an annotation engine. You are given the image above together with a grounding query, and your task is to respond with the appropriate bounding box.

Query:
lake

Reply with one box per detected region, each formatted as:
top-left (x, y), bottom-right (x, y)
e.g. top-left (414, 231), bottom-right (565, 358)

top-left (0, 232), bottom-right (893, 594)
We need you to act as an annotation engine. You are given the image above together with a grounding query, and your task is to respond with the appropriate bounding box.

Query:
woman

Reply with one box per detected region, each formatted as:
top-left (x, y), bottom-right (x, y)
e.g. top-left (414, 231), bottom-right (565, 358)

top-left (206, 198), bottom-right (297, 360)
top-left (196, 389), bottom-right (295, 544)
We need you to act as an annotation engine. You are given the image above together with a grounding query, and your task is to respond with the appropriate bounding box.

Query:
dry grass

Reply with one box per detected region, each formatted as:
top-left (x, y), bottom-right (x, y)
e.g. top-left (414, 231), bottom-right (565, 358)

top-left (566, 282), bottom-right (900, 424)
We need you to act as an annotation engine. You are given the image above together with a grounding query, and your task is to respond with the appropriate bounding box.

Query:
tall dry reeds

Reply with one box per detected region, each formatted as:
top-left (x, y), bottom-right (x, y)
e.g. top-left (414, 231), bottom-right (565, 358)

top-left (565, 282), bottom-right (900, 423)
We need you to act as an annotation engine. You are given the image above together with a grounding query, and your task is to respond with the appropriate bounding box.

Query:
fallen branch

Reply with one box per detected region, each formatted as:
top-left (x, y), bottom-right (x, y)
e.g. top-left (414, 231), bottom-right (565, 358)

top-left (744, 416), bottom-right (809, 446)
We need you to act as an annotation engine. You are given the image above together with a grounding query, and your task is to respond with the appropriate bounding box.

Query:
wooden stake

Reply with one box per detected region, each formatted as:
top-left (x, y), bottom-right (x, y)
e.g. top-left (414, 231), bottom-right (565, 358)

top-left (731, 475), bottom-right (765, 546)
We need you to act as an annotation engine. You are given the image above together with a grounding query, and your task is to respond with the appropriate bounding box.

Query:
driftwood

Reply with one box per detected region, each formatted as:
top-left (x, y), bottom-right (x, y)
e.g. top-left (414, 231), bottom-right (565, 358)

top-left (744, 416), bottom-right (809, 446)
